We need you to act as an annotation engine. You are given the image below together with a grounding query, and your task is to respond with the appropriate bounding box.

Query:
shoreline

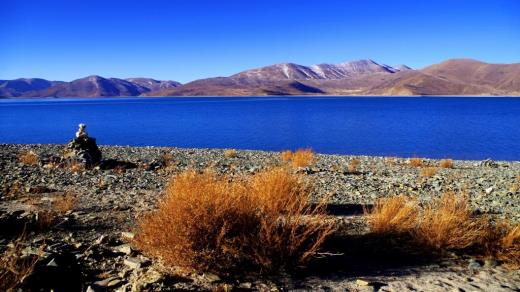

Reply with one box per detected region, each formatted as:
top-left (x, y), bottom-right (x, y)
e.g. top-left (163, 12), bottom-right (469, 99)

top-left (1, 143), bottom-right (519, 290)
top-left (3, 143), bottom-right (520, 163)
top-left (2, 94), bottom-right (520, 100)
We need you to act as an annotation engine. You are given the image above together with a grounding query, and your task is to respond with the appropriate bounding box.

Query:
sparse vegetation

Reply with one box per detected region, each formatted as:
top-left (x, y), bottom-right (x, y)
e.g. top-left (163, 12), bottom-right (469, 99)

top-left (366, 192), bottom-right (490, 251)
top-left (485, 222), bottom-right (520, 268)
top-left (280, 149), bottom-right (315, 168)
top-left (439, 159), bottom-right (454, 168)
top-left (68, 160), bottom-right (85, 173)
top-left (280, 150), bottom-right (293, 162)
top-left (409, 157), bottom-right (423, 167)
top-left (420, 167), bottom-right (438, 177)
top-left (415, 192), bottom-right (488, 251)
top-left (18, 151), bottom-right (39, 166)
top-left (52, 192), bottom-right (78, 214)
top-left (348, 158), bottom-right (360, 173)
top-left (135, 166), bottom-right (333, 273)
top-left (0, 235), bottom-right (40, 291)
top-left (364, 195), bottom-right (419, 235)
top-left (223, 149), bottom-right (238, 158)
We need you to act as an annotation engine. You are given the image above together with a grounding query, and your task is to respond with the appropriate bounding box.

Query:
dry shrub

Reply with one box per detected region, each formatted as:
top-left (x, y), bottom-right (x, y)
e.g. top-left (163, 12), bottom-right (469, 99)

top-left (439, 159), bottom-right (454, 168)
top-left (415, 192), bottom-right (488, 251)
top-left (364, 195), bottom-right (419, 235)
top-left (291, 149), bottom-right (315, 168)
top-left (0, 235), bottom-right (40, 291)
top-left (409, 157), bottom-right (423, 167)
top-left (69, 160), bottom-right (85, 173)
top-left (223, 149), bottom-right (238, 158)
top-left (386, 157), bottom-right (397, 166)
top-left (280, 150), bottom-right (293, 162)
top-left (367, 192), bottom-right (488, 251)
top-left (348, 158), bottom-right (360, 173)
top-left (420, 167), bottom-right (438, 178)
top-left (35, 210), bottom-right (55, 230)
top-left (114, 164), bottom-right (126, 174)
top-left (162, 152), bottom-right (175, 167)
top-left (280, 149), bottom-right (315, 168)
top-left (134, 166), bottom-right (333, 273)
top-left (484, 222), bottom-right (520, 268)
top-left (52, 192), bottom-right (78, 214)
top-left (510, 182), bottom-right (519, 194)
top-left (18, 151), bottom-right (39, 166)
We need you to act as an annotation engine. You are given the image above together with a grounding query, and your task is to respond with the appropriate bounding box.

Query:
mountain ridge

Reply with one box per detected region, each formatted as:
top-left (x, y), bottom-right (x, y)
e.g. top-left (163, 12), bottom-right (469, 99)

top-left (2, 58), bottom-right (519, 97)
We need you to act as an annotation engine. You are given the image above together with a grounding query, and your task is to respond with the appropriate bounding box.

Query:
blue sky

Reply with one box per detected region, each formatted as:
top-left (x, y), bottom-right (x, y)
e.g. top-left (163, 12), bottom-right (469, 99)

top-left (1, 0), bottom-right (519, 83)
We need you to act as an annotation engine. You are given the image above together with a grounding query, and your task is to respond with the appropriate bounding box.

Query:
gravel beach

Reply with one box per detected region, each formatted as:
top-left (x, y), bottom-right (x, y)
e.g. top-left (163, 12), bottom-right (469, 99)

top-left (1, 144), bottom-right (519, 291)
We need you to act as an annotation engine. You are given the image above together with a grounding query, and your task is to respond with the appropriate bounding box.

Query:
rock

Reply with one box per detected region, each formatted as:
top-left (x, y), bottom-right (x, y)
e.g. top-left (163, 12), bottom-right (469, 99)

top-left (480, 159), bottom-right (498, 168)
top-left (356, 279), bottom-right (370, 286)
top-left (113, 244), bottom-right (132, 255)
top-left (124, 257), bottom-right (144, 269)
top-left (64, 124), bottom-right (102, 167)
top-left (47, 258), bottom-right (59, 267)
top-left (204, 272), bottom-right (221, 283)
top-left (468, 259), bottom-right (482, 270)
top-left (86, 286), bottom-right (95, 292)
top-left (239, 282), bottom-right (253, 289)
top-left (94, 276), bottom-right (122, 288)
top-left (485, 187), bottom-right (494, 195)
top-left (121, 232), bottom-right (135, 240)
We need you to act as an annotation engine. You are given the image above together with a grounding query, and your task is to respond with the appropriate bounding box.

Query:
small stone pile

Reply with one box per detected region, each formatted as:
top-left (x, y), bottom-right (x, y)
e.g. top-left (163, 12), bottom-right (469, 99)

top-left (64, 123), bottom-right (102, 167)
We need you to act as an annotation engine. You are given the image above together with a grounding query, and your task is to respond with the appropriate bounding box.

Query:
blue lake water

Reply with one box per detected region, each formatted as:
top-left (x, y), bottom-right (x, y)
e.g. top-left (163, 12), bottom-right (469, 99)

top-left (1, 96), bottom-right (519, 160)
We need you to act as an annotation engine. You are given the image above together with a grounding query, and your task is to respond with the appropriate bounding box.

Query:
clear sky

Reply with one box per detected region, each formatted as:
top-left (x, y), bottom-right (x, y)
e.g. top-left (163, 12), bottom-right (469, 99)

top-left (1, 0), bottom-right (519, 83)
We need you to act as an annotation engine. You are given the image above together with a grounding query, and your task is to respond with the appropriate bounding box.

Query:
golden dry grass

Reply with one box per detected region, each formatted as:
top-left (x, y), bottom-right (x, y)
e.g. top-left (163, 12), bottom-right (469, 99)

top-left (420, 167), bottom-right (438, 178)
top-left (439, 159), bottom-right (454, 168)
top-left (348, 158), bottom-right (360, 173)
top-left (415, 192), bottom-right (488, 251)
top-left (134, 166), bottom-right (333, 273)
top-left (484, 222), bottom-right (520, 269)
top-left (364, 195), bottom-right (419, 235)
top-left (52, 192), bottom-right (78, 214)
top-left (366, 192), bottom-right (489, 251)
top-left (280, 149), bottom-right (315, 168)
top-left (280, 150), bottom-right (293, 162)
top-left (18, 151), bottom-right (39, 166)
top-left (68, 160), bottom-right (85, 173)
top-left (0, 235), bottom-right (40, 291)
top-left (223, 149), bottom-right (238, 158)
top-left (409, 157), bottom-right (423, 167)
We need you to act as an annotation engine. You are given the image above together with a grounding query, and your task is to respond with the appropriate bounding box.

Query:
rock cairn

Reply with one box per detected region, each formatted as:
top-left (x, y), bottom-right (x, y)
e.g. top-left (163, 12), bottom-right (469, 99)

top-left (65, 123), bottom-right (102, 167)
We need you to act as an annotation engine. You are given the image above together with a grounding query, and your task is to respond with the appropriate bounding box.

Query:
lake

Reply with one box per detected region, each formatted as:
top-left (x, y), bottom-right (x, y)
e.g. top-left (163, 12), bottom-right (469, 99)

top-left (1, 96), bottom-right (519, 160)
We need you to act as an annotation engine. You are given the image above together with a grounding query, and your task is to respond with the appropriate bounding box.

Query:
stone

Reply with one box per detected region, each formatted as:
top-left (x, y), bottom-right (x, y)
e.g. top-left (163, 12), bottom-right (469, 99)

top-left (64, 123), bottom-right (102, 167)
top-left (468, 259), bottom-right (482, 270)
top-left (113, 244), bottom-right (132, 255)
top-left (356, 279), bottom-right (370, 286)
top-left (121, 232), bottom-right (135, 240)
top-left (94, 276), bottom-right (122, 288)
top-left (124, 257), bottom-right (143, 269)
top-left (485, 187), bottom-right (494, 195)
top-left (239, 282), bottom-right (253, 289)
top-left (204, 272), bottom-right (221, 283)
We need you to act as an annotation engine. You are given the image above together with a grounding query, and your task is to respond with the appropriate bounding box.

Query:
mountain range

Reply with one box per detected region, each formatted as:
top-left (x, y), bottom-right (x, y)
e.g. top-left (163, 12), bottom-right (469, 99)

top-left (2, 59), bottom-right (519, 98)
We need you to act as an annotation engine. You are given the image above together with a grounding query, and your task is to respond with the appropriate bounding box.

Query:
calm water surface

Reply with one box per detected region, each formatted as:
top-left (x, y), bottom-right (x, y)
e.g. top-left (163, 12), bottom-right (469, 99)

top-left (1, 96), bottom-right (519, 160)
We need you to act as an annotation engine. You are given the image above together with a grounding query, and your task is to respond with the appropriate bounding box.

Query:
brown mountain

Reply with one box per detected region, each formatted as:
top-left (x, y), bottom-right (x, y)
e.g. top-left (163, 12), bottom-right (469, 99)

top-left (11, 76), bottom-right (181, 98)
top-left (4, 58), bottom-right (519, 97)
top-left (0, 78), bottom-right (64, 97)
top-left (149, 58), bottom-right (520, 96)
top-left (147, 59), bottom-right (398, 96)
